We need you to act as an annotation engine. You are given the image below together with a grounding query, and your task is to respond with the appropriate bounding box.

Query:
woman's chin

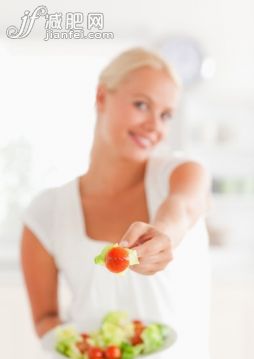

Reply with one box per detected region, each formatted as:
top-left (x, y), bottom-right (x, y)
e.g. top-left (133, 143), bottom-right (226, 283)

top-left (122, 148), bottom-right (152, 162)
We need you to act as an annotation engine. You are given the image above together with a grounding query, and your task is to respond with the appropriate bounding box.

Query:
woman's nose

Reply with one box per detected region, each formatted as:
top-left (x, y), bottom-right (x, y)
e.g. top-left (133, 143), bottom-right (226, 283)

top-left (143, 113), bottom-right (161, 131)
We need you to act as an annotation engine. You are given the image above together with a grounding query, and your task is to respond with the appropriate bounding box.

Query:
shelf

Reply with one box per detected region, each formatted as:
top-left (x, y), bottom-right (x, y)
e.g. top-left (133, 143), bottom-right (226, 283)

top-left (211, 194), bottom-right (254, 205)
top-left (185, 147), bottom-right (254, 158)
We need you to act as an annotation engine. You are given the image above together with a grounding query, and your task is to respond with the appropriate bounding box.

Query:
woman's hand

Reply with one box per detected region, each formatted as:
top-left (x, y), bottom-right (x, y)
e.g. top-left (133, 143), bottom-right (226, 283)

top-left (119, 221), bottom-right (173, 275)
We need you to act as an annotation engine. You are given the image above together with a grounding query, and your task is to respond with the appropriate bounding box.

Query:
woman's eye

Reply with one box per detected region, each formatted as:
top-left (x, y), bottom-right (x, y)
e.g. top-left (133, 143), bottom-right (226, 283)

top-left (161, 112), bottom-right (173, 122)
top-left (134, 101), bottom-right (148, 111)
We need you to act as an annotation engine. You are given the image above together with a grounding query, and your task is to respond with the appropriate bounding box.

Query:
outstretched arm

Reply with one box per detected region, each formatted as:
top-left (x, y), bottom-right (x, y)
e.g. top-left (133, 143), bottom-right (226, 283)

top-left (119, 161), bottom-right (211, 275)
top-left (151, 161), bottom-right (211, 248)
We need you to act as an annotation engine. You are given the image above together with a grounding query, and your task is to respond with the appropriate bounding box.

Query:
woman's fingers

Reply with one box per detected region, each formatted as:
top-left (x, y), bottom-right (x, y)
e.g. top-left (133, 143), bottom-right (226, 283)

top-left (138, 254), bottom-right (163, 264)
top-left (131, 237), bottom-right (173, 275)
top-left (137, 249), bottom-right (173, 265)
top-left (119, 221), bottom-right (154, 248)
top-left (132, 234), bottom-right (171, 259)
top-left (130, 259), bottom-right (170, 275)
top-left (118, 221), bottom-right (174, 275)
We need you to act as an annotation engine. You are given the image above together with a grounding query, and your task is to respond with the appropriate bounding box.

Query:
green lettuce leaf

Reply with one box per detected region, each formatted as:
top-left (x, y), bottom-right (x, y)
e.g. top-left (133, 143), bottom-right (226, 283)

top-left (55, 326), bottom-right (83, 358)
top-left (141, 323), bottom-right (164, 354)
top-left (120, 342), bottom-right (144, 359)
top-left (94, 244), bottom-right (114, 265)
top-left (102, 310), bottom-right (129, 326)
top-left (89, 311), bottom-right (135, 347)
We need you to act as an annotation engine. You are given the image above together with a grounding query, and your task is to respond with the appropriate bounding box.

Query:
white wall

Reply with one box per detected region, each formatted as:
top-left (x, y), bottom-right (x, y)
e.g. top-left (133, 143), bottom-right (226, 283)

top-left (1, 0), bottom-right (254, 95)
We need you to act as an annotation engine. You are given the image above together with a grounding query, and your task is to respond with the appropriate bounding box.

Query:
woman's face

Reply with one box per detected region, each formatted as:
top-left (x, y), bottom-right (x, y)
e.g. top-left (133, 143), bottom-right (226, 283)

top-left (96, 66), bottom-right (180, 162)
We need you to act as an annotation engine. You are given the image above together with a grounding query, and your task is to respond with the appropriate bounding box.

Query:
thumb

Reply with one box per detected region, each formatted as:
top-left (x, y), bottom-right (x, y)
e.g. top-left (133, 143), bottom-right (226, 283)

top-left (119, 221), bottom-right (152, 248)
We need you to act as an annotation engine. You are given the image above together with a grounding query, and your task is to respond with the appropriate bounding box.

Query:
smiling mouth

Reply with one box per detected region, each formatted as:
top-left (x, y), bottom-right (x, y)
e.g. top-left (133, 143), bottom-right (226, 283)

top-left (128, 131), bottom-right (153, 149)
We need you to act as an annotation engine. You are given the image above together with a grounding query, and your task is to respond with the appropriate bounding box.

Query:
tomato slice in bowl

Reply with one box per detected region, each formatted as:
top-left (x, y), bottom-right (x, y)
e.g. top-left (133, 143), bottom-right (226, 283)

top-left (88, 346), bottom-right (104, 358)
top-left (105, 345), bottom-right (121, 359)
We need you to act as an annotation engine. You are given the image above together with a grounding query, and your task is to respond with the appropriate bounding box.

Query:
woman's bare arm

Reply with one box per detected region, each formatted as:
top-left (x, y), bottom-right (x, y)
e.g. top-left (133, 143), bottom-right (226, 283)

top-left (119, 161), bottom-right (211, 275)
top-left (151, 161), bottom-right (211, 248)
top-left (20, 226), bottom-right (63, 337)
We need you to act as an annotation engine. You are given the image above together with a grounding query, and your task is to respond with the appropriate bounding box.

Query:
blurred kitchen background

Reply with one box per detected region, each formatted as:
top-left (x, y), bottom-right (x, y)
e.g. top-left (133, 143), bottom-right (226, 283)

top-left (0, 1), bottom-right (254, 358)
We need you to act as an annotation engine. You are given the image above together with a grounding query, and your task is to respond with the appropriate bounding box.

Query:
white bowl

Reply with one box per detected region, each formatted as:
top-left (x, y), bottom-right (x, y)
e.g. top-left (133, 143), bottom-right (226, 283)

top-left (41, 321), bottom-right (177, 358)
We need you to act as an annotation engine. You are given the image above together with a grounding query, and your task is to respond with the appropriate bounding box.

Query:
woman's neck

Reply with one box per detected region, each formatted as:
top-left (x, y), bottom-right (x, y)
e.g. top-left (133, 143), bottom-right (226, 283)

top-left (81, 161), bottom-right (146, 198)
top-left (81, 147), bottom-right (147, 198)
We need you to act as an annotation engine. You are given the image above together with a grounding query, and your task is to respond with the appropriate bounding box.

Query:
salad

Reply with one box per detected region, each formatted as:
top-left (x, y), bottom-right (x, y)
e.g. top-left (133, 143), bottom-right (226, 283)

top-left (94, 244), bottom-right (139, 274)
top-left (55, 311), bottom-right (174, 359)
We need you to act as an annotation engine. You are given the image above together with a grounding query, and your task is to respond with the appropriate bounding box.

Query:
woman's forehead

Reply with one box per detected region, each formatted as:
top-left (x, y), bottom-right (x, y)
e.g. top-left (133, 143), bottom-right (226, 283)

top-left (122, 66), bottom-right (170, 85)
top-left (116, 70), bottom-right (179, 106)
top-left (118, 67), bottom-right (176, 94)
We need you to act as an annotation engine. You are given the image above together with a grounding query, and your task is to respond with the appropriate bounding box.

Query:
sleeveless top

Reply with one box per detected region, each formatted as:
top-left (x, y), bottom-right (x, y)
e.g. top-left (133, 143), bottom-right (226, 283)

top-left (22, 152), bottom-right (211, 359)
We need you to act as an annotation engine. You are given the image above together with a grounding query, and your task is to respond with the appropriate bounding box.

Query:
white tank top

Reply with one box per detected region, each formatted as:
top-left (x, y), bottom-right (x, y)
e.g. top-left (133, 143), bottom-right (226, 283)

top-left (22, 152), bottom-right (211, 359)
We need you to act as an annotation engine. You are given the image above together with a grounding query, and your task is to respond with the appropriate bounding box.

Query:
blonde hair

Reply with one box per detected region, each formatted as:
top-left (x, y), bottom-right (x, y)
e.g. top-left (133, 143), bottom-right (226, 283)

top-left (98, 47), bottom-right (181, 91)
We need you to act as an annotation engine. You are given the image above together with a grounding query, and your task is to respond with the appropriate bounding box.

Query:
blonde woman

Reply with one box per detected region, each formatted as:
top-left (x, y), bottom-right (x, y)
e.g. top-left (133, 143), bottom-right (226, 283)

top-left (21, 47), bottom-right (211, 359)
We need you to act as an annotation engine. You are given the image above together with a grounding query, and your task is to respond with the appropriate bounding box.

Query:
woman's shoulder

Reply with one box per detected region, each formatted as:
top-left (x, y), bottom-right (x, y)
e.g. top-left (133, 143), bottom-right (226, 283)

top-left (146, 149), bottom-right (210, 198)
top-left (150, 148), bottom-right (207, 165)
top-left (22, 177), bottom-right (78, 255)
top-left (148, 149), bottom-right (208, 177)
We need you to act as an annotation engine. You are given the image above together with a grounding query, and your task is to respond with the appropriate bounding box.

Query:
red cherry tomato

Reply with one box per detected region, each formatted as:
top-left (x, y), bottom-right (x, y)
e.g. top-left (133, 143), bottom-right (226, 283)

top-left (88, 346), bottom-right (104, 359)
top-left (105, 345), bottom-right (121, 359)
top-left (105, 247), bottom-right (129, 273)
